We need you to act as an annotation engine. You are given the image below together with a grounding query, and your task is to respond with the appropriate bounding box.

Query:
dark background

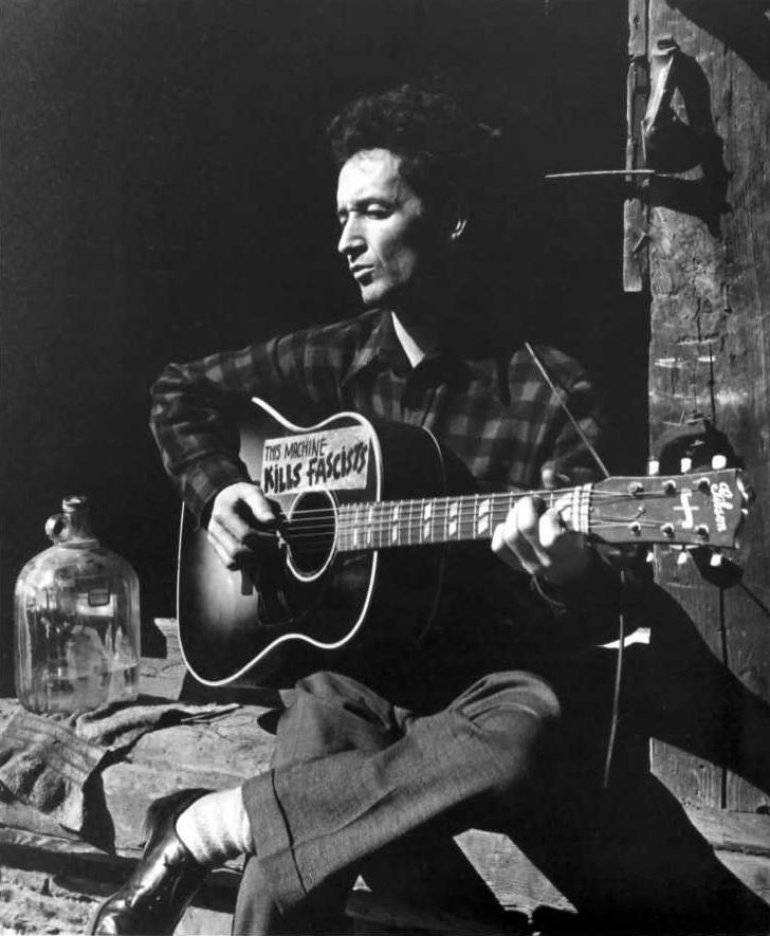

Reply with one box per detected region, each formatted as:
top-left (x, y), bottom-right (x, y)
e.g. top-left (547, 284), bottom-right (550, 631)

top-left (1, 0), bottom-right (647, 688)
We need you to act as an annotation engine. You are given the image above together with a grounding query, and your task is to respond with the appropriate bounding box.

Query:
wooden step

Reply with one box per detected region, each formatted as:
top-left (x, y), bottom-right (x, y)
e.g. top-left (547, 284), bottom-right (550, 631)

top-left (0, 621), bottom-right (769, 933)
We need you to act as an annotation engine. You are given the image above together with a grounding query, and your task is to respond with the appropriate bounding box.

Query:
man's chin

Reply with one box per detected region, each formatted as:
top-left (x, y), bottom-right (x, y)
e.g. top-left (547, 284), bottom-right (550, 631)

top-left (358, 286), bottom-right (384, 309)
top-left (358, 283), bottom-right (405, 311)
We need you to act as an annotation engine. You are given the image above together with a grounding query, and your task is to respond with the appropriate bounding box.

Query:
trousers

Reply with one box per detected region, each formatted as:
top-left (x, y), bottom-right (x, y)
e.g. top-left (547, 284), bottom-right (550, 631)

top-left (231, 636), bottom-right (770, 934)
top-left (235, 668), bottom-right (554, 933)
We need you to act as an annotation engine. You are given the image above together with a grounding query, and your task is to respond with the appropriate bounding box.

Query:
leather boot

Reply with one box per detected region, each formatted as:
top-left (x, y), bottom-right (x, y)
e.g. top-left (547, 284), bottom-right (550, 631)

top-left (90, 788), bottom-right (212, 935)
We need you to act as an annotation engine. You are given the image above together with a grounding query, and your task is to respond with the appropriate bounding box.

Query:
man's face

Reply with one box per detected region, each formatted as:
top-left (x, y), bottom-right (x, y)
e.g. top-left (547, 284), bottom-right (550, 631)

top-left (336, 149), bottom-right (439, 309)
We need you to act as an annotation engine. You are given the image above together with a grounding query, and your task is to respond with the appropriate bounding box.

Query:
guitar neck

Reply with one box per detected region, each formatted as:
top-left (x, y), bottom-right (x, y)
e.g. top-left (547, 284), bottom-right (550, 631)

top-left (333, 486), bottom-right (591, 552)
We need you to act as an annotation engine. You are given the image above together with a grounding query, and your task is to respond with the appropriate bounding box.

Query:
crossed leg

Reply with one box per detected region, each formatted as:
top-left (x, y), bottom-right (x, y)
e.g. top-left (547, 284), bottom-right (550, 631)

top-left (232, 668), bottom-right (558, 934)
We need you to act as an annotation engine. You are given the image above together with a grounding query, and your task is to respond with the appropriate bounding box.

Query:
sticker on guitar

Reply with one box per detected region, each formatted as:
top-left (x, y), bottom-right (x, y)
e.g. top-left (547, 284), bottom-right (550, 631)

top-left (262, 426), bottom-right (370, 494)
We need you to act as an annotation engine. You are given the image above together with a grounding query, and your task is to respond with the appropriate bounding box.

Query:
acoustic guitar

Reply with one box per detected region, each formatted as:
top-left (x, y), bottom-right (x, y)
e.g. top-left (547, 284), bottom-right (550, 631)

top-left (177, 398), bottom-right (748, 687)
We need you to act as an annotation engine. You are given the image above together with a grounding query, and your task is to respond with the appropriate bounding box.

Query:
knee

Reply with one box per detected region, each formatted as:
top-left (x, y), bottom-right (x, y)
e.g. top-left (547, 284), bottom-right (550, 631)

top-left (295, 669), bottom-right (358, 699)
top-left (293, 671), bottom-right (393, 725)
top-left (453, 671), bottom-right (561, 797)
top-left (454, 671), bottom-right (561, 729)
top-left (274, 670), bottom-right (397, 764)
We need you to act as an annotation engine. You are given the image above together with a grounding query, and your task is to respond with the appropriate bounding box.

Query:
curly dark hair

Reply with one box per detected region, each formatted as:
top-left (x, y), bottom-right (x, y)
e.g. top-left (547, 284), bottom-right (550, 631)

top-left (327, 85), bottom-right (499, 215)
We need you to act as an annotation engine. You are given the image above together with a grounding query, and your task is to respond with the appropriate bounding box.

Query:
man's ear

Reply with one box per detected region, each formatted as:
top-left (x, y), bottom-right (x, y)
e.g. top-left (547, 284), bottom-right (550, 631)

top-left (440, 193), bottom-right (468, 244)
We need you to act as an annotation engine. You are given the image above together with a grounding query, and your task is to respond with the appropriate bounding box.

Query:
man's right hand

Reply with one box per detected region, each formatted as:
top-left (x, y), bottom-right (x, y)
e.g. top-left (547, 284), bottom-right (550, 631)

top-left (206, 481), bottom-right (283, 570)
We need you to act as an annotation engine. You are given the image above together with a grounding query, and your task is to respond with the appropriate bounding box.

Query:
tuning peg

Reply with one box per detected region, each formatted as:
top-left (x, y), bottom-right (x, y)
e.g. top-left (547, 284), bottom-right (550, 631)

top-left (677, 550), bottom-right (689, 566)
top-left (680, 456), bottom-right (692, 473)
top-left (648, 457), bottom-right (660, 477)
top-left (689, 546), bottom-right (744, 588)
top-left (711, 453), bottom-right (727, 470)
top-left (736, 473), bottom-right (755, 509)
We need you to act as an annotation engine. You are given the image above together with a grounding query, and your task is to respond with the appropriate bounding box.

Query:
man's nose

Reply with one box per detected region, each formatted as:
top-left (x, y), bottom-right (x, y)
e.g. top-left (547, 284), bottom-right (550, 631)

top-left (337, 216), bottom-right (365, 257)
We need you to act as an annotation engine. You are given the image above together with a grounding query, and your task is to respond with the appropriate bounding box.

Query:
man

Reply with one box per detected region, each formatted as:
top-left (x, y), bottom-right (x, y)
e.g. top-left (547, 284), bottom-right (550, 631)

top-left (91, 85), bottom-right (766, 936)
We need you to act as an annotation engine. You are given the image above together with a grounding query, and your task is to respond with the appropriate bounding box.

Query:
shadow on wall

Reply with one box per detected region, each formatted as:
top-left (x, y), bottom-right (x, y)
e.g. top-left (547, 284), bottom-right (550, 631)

top-left (672, 0), bottom-right (770, 86)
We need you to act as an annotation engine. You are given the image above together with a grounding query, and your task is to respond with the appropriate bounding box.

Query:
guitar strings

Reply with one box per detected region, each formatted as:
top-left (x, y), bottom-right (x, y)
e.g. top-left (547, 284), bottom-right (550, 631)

top-left (286, 519), bottom-right (683, 537)
top-left (282, 493), bottom-right (707, 523)
top-left (280, 488), bottom-right (697, 522)
top-left (282, 518), bottom-right (696, 545)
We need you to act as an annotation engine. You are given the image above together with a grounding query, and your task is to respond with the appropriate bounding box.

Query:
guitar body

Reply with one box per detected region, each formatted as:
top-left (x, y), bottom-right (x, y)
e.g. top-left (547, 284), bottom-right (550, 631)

top-left (178, 399), bottom-right (453, 687)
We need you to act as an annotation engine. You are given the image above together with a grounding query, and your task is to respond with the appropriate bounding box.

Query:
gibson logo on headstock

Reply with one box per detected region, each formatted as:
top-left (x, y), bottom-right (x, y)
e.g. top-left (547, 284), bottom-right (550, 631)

top-left (711, 481), bottom-right (734, 533)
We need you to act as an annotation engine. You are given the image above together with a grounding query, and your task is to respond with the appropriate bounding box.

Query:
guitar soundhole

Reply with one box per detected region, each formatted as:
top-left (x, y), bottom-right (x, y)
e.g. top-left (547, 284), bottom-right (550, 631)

top-left (286, 490), bottom-right (337, 581)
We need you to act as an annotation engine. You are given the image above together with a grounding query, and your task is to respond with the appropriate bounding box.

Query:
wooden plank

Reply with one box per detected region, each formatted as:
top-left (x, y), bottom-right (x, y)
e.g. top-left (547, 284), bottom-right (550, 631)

top-left (3, 688), bottom-right (770, 918)
top-left (716, 851), bottom-right (770, 907)
top-left (685, 803), bottom-right (770, 858)
top-left (649, 564), bottom-right (725, 806)
top-left (646, 0), bottom-right (770, 812)
top-left (0, 825), bottom-right (241, 906)
top-left (457, 830), bottom-right (574, 914)
top-left (0, 696), bottom-right (274, 852)
top-left (346, 888), bottom-right (521, 935)
top-left (724, 582), bottom-right (770, 811)
top-left (706, 2), bottom-right (770, 811)
top-left (7, 812), bottom-right (770, 920)
top-left (624, 0), bottom-right (650, 292)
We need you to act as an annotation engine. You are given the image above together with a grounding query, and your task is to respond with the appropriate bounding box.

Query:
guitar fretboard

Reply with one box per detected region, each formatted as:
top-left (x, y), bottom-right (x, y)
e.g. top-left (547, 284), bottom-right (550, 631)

top-left (333, 486), bottom-right (593, 552)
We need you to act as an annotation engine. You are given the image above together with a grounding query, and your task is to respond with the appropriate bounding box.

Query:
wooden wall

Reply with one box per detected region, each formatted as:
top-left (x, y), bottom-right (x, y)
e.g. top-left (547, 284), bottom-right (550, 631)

top-left (631, 0), bottom-right (770, 813)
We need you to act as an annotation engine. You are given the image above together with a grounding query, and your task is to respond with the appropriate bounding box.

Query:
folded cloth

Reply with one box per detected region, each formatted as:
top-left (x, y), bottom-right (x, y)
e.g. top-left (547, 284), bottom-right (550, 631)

top-left (0, 700), bottom-right (239, 836)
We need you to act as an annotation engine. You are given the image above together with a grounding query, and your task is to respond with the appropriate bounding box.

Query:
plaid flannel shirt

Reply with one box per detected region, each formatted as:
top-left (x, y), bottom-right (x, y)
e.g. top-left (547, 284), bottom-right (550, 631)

top-left (150, 308), bottom-right (605, 522)
top-left (150, 308), bottom-right (622, 644)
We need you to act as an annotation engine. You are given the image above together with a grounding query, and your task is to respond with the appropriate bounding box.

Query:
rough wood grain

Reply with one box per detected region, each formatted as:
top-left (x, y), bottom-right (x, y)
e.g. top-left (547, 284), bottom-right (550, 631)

top-left (646, 0), bottom-right (770, 812)
top-left (624, 0), bottom-right (650, 292)
top-left (456, 830), bottom-right (575, 914)
top-left (649, 562), bottom-right (724, 807)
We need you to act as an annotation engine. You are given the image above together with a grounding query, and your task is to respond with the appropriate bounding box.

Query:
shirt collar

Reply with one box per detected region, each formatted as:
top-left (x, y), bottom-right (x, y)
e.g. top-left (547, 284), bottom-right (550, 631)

top-left (342, 309), bottom-right (483, 392)
top-left (341, 310), bottom-right (412, 386)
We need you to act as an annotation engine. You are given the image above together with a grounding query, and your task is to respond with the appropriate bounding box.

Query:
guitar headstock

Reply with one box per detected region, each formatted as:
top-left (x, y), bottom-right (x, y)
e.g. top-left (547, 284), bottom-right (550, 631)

top-left (589, 468), bottom-right (749, 549)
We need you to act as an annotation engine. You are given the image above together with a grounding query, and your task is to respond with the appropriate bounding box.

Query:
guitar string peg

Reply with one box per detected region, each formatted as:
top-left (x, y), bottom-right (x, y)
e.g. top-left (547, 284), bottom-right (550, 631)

top-left (690, 546), bottom-right (744, 588)
top-left (648, 457), bottom-right (660, 477)
top-left (711, 453), bottom-right (727, 470)
top-left (736, 473), bottom-right (755, 509)
top-left (680, 457), bottom-right (692, 473)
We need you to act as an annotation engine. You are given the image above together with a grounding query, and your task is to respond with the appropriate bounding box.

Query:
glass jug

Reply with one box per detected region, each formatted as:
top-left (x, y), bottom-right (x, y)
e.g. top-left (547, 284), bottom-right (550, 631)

top-left (14, 496), bottom-right (140, 714)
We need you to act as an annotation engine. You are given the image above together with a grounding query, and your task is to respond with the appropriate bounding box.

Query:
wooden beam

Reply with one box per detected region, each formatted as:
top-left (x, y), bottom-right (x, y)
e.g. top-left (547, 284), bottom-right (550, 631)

top-left (623, 0), bottom-right (650, 292)
top-left (646, 0), bottom-right (770, 817)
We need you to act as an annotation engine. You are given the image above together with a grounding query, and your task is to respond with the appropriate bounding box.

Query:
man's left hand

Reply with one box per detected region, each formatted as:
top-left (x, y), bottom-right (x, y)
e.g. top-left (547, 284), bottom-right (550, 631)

top-left (491, 474), bottom-right (591, 588)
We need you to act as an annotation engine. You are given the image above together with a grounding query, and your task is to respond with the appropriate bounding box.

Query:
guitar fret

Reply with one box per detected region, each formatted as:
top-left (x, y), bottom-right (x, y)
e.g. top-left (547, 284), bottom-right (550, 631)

top-left (336, 485), bottom-right (604, 553)
top-left (447, 499), bottom-right (459, 539)
top-left (477, 496), bottom-right (490, 537)
top-left (468, 494), bottom-right (478, 541)
top-left (390, 502), bottom-right (399, 544)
